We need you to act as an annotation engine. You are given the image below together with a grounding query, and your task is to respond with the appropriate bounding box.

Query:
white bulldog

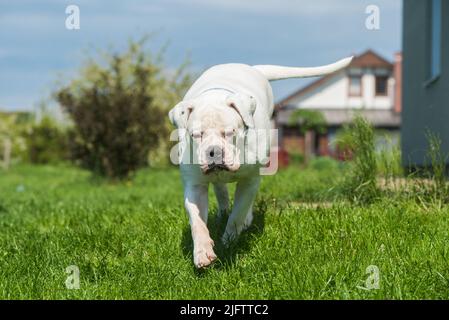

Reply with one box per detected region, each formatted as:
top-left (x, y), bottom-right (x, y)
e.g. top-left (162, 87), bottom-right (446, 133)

top-left (169, 57), bottom-right (352, 268)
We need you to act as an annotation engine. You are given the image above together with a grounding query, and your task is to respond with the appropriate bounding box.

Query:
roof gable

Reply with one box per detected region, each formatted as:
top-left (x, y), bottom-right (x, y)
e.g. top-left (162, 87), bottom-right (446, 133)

top-left (350, 49), bottom-right (393, 69)
top-left (276, 50), bottom-right (394, 108)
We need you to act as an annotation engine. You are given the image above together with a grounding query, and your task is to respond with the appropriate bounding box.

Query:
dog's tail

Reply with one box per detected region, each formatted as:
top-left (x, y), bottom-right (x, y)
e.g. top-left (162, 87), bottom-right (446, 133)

top-left (253, 56), bottom-right (353, 81)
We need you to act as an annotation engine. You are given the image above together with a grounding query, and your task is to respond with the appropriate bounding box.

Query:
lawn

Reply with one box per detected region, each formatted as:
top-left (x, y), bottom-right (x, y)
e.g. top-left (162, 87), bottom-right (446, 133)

top-left (0, 164), bottom-right (449, 299)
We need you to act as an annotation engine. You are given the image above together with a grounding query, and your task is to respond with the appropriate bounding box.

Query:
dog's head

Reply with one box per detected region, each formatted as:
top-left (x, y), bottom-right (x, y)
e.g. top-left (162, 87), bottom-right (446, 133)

top-left (169, 92), bottom-right (256, 174)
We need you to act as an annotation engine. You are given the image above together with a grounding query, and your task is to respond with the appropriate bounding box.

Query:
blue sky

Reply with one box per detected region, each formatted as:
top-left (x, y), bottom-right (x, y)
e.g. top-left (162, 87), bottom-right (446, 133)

top-left (0, 0), bottom-right (402, 111)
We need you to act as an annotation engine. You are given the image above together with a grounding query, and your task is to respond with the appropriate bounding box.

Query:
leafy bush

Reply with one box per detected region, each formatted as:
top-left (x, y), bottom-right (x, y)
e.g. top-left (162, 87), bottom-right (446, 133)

top-left (288, 151), bottom-right (305, 166)
top-left (0, 112), bottom-right (28, 169)
top-left (288, 109), bottom-right (327, 134)
top-left (54, 37), bottom-right (192, 179)
top-left (24, 116), bottom-right (69, 164)
top-left (289, 109), bottom-right (326, 164)
top-left (309, 156), bottom-right (340, 171)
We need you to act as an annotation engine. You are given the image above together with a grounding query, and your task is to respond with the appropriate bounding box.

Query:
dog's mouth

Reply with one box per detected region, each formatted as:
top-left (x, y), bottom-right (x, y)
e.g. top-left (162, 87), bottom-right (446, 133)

top-left (204, 163), bottom-right (229, 175)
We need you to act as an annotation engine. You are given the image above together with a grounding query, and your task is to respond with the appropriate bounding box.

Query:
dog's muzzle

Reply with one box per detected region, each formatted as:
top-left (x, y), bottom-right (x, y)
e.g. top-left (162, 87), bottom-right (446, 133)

top-left (204, 145), bottom-right (229, 174)
top-left (205, 163), bottom-right (229, 174)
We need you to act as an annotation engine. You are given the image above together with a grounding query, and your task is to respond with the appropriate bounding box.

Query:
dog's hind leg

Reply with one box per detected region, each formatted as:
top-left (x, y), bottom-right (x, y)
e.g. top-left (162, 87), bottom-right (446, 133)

top-left (184, 183), bottom-right (216, 268)
top-left (213, 183), bottom-right (229, 218)
top-left (222, 177), bottom-right (260, 246)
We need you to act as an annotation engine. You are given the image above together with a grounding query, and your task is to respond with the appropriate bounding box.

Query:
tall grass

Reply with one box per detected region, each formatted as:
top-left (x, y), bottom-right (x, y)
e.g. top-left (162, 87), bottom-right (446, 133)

top-left (377, 137), bottom-right (402, 180)
top-left (336, 117), bottom-right (449, 206)
top-left (407, 131), bottom-right (449, 204)
top-left (341, 115), bottom-right (380, 204)
top-left (426, 131), bottom-right (448, 192)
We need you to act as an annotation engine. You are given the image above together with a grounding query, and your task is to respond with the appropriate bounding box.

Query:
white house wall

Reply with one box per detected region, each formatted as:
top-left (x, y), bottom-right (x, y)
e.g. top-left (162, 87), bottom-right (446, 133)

top-left (287, 69), bottom-right (394, 110)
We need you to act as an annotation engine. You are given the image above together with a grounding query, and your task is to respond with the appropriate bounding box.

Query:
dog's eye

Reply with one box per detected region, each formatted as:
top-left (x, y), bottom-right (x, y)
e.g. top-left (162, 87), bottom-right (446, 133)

top-left (191, 130), bottom-right (202, 139)
top-left (224, 129), bottom-right (236, 137)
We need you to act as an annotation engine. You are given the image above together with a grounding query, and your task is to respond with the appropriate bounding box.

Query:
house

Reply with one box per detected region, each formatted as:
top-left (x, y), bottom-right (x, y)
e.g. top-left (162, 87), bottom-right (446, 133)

top-left (402, 0), bottom-right (449, 169)
top-left (274, 50), bottom-right (402, 160)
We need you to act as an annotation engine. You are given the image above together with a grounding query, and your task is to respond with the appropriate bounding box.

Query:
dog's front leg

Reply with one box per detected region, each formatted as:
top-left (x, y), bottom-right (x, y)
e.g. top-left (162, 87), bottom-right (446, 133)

top-left (222, 177), bottom-right (261, 245)
top-left (213, 183), bottom-right (229, 218)
top-left (184, 183), bottom-right (217, 268)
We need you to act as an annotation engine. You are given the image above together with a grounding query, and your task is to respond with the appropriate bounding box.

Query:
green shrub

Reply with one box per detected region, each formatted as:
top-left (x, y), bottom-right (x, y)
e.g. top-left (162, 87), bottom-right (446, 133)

top-left (289, 109), bottom-right (326, 164)
top-left (24, 116), bottom-right (69, 164)
top-left (288, 151), bottom-right (305, 165)
top-left (0, 112), bottom-right (28, 169)
top-left (54, 37), bottom-right (191, 179)
top-left (309, 156), bottom-right (340, 171)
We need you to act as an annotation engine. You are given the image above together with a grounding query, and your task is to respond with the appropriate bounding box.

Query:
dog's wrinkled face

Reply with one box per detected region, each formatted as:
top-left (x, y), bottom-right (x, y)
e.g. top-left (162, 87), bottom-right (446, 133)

top-left (169, 93), bottom-right (256, 174)
top-left (189, 104), bottom-right (242, 174)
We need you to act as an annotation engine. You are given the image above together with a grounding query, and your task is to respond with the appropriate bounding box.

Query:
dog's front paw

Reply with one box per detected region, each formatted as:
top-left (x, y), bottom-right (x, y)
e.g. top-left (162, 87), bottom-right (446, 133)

top-left (221, 228), bottom-right (239, 247)
top-left (193, 240), bottom-right (217, 269)
top-left (243, 211), bottom-right (253, 230)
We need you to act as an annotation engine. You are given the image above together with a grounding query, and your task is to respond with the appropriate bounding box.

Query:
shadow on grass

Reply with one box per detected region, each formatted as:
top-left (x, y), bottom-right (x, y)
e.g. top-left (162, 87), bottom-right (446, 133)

top-left (181, 197), bottom-right (269, 275)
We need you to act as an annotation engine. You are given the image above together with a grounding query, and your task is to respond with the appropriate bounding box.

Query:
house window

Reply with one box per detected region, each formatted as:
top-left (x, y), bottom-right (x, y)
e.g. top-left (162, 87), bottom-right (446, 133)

top-left (429, 0), bottom-right (442, 80)
top-left (375, 76), bottom-right (389, 96)
top-left (348, 76), bottom-right (362, 96)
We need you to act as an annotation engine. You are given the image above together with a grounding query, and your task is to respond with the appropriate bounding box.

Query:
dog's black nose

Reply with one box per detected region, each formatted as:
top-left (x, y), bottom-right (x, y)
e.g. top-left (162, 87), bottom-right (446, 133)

top-left (205, 145), bottom-right (223, 164)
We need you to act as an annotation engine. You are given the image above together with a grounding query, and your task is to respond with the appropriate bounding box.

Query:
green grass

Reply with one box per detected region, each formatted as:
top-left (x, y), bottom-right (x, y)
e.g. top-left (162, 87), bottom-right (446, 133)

top-left (0, 164), bottom-right (449, 299)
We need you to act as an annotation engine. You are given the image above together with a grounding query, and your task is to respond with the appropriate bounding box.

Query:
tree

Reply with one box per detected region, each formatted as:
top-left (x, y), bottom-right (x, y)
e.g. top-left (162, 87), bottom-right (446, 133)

top-left (54, 37), bottom-right (192, 179)
top-left (289, 109), bottom-right (327, 164)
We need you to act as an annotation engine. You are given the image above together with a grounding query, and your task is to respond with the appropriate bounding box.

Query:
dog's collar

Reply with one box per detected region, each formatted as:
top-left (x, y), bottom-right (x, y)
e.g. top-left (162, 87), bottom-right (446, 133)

top-left (199, 87), bottom-right (235, 96)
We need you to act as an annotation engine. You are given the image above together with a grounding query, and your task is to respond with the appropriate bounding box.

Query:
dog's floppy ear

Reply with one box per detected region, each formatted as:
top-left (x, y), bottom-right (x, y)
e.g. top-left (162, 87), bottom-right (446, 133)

top-left (168, 101), bottom-right (194, 128)
top-left (226, 93), bottom-right (257, 129)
